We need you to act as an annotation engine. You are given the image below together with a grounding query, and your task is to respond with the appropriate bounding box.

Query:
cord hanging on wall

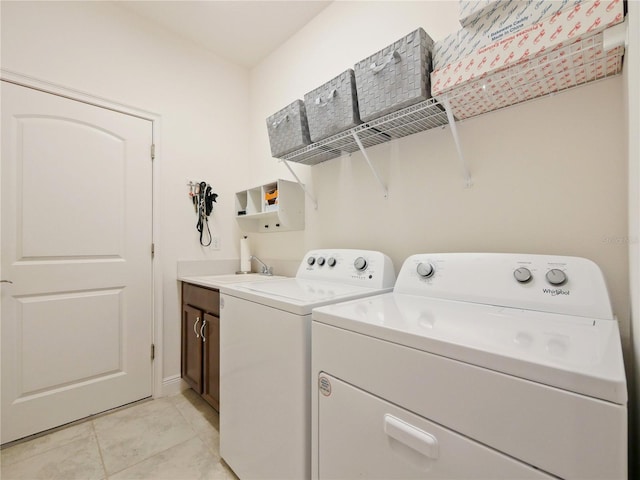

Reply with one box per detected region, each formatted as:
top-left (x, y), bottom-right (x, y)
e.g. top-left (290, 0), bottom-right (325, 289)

top-left (187, 181), bottom-right (219, 246)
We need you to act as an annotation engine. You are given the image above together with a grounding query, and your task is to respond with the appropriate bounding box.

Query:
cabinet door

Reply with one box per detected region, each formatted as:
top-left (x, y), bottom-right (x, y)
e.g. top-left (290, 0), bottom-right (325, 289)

top-left (202, 313), bottom-right (220, 411)
top-left (181, 305), bottom-right (203, 393)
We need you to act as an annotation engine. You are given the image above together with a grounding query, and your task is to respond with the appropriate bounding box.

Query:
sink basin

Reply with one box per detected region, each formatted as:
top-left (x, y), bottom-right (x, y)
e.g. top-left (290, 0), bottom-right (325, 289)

top-left (180, 273), bottom-right (286, 289)
top-left (196, 274), bottom-right (281, 284)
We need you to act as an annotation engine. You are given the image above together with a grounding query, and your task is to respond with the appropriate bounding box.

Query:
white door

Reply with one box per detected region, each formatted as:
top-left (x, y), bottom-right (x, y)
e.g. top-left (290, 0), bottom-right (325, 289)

top-left (1, 81), bottom-right (153, 444)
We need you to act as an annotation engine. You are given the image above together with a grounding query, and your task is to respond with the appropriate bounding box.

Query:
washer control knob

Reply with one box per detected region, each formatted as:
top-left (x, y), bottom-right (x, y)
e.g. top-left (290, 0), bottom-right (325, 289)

top-left (513, 267), bottom-right (532, 283)
top-left (327, 257), bottom-right (337, 267)
top-left (354, 257), bottom-right (368, 272)
top-left (307, 257), bottom-right (316, 266)
top-left (546, 269), bottom-right (567, 286)
top-left (416, 262), bottom-right (435, 278)
top-left (317, 257), bottom-right (326, 266)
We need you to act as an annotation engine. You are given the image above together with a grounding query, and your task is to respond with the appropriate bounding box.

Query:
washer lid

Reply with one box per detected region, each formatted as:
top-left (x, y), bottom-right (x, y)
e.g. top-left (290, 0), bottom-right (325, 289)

top-left (221, 278), bottom-right (390, 315)
top-left (312, 293), bottom-right (627, 404)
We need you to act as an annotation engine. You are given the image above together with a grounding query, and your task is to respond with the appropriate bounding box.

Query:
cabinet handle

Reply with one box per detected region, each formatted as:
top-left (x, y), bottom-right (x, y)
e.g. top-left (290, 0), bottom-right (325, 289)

top-left (200, 319), bottom-right (207, 342)
top-left (193, 317), bottom-right (200, 339)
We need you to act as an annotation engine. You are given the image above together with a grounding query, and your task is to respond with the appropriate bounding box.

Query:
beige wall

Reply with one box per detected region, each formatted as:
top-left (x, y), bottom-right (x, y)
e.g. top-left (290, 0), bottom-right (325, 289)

top-left (1, 1), bottom-right (251, 383)
top-left (248, 2), bottom-right (631, 349)
top-left (625, 0), bottom-right (640, 475)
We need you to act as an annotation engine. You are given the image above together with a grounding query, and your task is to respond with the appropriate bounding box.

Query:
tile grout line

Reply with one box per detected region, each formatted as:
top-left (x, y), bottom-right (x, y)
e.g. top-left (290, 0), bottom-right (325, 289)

top-left (1, 422), bottom-right (93, 469)
top-left (170, 394), bottom-right (222, 461)
top-left (91, 420), bottom-right (110, 480)
top-left (2, 394), bottom-right (222, 480)
top-left (0, 397), bottom-right (152, 468)
top-left (97, 400), bottom-right (201, 478)
top-left (102, 435), bottom-right (201, 477)
top-left (170, 394), bottom-right (217, 437)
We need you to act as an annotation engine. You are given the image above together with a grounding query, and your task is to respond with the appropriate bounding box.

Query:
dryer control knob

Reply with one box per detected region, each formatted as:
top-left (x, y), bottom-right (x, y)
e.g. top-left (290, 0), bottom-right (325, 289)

top-left (327, 257), bottom-right (337, 267)
top-left (307, 257), bottom-right (316, 266)
top-left (546, 269), bottom-right (567, 286)
top-left (416, 262), bottom-right (435, 278)
top-left (317, 257), bottom-right (326, 266)
top-left (354, 257), bottom-right (368, 271)
top-left (513, 267), bottom-right (532, 283)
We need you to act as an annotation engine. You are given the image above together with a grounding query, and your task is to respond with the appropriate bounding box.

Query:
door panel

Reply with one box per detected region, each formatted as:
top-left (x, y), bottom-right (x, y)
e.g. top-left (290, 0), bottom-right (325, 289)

top-left (18, 289), bottom-right (122, 393)
top-left (1, 81), bottom-right (153, 444)
top-left (19, 116), bottom-right (125, 258)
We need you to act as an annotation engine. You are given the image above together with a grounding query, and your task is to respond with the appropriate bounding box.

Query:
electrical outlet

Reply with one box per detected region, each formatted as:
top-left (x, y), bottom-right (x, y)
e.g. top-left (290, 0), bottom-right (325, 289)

top-left (211, 235), bottom-right (221, 250)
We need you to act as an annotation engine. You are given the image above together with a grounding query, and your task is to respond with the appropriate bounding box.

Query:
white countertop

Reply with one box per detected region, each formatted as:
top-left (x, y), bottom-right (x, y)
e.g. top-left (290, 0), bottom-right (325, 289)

top-left (179, 273), bottom-right (287, 289)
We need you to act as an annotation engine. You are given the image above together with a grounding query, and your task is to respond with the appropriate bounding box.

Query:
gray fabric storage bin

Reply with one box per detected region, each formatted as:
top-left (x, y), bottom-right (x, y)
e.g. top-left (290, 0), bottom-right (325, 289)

top-left (304, 69), bottom-right (361, 142)
top-left (266, 100), bottom-right (311, 158)
top-left (354, 28), bottom-right (435, 122)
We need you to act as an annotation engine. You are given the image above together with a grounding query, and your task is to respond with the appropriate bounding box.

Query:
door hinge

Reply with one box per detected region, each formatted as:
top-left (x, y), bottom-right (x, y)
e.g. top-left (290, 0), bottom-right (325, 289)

top-left (151, 243), bottom-right (155, 258)
top-left (151, 144), bottom-right (155, 160)
top-left (151, 343), bottom-right (155, 360)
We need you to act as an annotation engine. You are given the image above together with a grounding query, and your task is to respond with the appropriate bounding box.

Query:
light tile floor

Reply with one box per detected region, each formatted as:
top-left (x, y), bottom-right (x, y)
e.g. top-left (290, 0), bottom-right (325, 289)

top-left (0, 389), bottom-right (238, 480)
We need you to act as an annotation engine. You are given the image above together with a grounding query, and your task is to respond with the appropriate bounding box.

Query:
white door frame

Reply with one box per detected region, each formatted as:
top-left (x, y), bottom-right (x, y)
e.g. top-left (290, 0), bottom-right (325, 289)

top-left (0, 68), bottom-right (164, 402)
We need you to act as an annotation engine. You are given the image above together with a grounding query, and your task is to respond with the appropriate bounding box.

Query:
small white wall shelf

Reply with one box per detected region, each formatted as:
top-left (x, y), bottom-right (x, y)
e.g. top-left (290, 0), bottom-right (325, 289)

top-left (235, 179), bottom-right (305, 232)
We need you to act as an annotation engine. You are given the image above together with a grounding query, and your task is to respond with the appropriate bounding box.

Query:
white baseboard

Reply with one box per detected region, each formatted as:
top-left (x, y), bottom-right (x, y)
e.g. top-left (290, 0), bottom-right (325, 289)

top-left (160, 375), bottom-right (187, 397)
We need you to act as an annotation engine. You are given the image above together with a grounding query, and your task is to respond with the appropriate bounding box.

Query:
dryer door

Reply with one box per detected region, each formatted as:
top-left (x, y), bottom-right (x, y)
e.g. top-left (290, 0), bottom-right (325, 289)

top-left (317, 373), bottom-right (554, 479)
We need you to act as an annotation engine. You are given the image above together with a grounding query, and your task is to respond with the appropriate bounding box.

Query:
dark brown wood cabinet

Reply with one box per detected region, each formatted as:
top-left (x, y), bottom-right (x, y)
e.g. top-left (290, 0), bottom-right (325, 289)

top-left (181, 282), bottom-right (220, 411)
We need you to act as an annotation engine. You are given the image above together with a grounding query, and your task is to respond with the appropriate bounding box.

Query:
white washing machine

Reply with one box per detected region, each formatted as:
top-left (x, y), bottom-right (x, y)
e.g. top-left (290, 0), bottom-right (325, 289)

top-left (219, 249), bottom-right (396, 480)
top-left (311, 253), bottom-right (627, 480)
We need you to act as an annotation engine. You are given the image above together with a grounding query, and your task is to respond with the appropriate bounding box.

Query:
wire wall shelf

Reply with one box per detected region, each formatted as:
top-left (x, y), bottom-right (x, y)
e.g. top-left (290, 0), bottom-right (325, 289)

top-left (276, 23), bottom-right (626, 198)
top-left (280, 98), bottom-right (449, 166)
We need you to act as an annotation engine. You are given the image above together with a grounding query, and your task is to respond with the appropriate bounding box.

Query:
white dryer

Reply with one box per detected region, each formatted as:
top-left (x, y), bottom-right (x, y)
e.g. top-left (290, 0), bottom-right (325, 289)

top-left (311, 253), bottom-right (627, 480)
top-left (219, 249), bottom-right (396, 480)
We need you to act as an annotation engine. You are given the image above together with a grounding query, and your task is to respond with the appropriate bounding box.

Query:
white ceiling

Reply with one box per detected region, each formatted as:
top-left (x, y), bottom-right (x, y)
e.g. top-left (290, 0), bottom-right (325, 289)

top-left (117, 1), bottom-right (333, 68)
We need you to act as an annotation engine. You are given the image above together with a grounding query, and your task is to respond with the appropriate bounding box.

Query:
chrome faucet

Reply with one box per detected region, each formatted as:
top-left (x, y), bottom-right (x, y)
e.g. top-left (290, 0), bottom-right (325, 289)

top-left (250, 255), bottom-right (273, 276)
